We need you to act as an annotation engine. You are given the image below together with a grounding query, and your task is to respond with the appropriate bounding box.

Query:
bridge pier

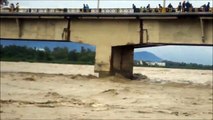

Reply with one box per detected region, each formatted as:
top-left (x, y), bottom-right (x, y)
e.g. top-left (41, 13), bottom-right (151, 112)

top-left (111, 46), bottom-right (134, 78)
top-left (94, 45), bottom-right (134, 78)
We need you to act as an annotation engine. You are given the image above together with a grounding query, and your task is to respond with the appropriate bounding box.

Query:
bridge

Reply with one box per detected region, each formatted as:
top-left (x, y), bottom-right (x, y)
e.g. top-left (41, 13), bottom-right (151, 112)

top-left (0, 9), bottom-right (213, 78)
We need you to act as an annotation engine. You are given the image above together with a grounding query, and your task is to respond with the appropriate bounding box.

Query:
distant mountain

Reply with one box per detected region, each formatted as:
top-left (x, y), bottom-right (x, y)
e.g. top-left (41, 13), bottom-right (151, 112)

top-left (134, 51), bottom-right (162, 62)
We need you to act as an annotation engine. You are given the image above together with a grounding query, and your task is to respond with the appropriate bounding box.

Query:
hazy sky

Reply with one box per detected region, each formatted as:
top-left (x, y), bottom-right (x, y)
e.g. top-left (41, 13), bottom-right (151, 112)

top-left (8, 0), bottom-right (212, 8)
top-left (135, 46), bottom-right (213, 65)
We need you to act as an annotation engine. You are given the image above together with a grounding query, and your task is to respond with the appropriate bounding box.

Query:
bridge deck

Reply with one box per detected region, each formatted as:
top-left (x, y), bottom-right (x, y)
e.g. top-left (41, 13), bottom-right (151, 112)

top-left (1, 12), bottom-right (213, 19)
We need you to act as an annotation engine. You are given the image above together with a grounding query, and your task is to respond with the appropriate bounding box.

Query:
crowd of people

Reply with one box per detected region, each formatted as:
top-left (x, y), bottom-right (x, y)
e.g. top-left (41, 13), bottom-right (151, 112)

top-left (1, 0), bottom-right (211, 13)
top-left (133, 1), bottom-right (211, 13)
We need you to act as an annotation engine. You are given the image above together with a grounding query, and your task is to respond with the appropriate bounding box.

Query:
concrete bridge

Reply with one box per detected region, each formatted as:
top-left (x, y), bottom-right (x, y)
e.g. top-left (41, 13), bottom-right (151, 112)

top-left (0, 11), bottom-right (213, 78)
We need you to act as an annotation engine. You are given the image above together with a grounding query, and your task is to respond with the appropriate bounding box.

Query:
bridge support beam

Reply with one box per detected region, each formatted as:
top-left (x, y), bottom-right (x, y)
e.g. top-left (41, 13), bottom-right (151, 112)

top-left (94, 45), bottom-right (134, 78)
top-left (110, 46), bottom-right (134, 78)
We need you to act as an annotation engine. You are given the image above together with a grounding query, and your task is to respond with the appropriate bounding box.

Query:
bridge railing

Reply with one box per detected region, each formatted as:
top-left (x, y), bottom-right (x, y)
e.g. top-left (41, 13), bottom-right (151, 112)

top-left (1, 7), bottom-right (212, 14)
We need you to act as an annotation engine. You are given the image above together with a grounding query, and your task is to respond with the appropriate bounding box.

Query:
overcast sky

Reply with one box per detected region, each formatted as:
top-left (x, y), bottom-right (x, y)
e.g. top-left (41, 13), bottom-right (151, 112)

top-left (8, 0), bottom-right (212, 8)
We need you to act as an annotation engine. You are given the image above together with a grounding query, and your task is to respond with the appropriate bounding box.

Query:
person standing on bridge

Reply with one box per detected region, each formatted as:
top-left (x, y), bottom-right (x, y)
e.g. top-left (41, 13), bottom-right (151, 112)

top-left (83, 4), bottom-right (86, 12)
top-left (206, 2), bottom-right (210, 12)
top-left (86, 4), bottom-right (89, 12)
top-left (15, 2), bottom-right (19, 12)
top-left (167, 3), bottom-right (173, 12)
top-left (189, 3), bottom-right (193, 12)
top-left (177, 2), bottom-right (182, 12)
top-left (133, 4), bottom-right (139, 13)
top-left (140, 6), bottom-right (143, 12)
top-left (142, 7), bottom-right (146, 12)
top-left (146, 4), bottom-right (150, 12)
top-left (185, 1), bottom-right (191, 12)
top-left (132, 4), bottom-right (136, 12)
top-left (158, 4), bottom-right (163, 12)
top-left (182, 0), bottom-right (186, 12)
top-left (132, 4), bottom-right (136, 9)
top-left (9, 3), bottom-right (14, 12)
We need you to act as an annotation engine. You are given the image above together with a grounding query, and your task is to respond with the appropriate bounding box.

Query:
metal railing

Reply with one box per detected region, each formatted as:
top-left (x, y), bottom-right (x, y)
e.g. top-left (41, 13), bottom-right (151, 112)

top-left (1, 7), bottom-right (212, 14)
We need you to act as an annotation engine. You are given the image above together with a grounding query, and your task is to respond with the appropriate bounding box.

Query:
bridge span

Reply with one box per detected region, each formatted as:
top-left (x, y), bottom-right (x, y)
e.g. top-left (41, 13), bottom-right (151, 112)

top-left (0, 12), bottom-right (212, 78)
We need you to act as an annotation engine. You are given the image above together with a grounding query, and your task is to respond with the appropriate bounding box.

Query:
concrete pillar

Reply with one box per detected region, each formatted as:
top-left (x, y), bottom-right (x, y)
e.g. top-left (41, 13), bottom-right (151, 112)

top-left (110, 46), bottom-right (134, 78)
top-left (94, 46), bottom-right (112, 77)
top-left (94, 45), bottom-right (134, 78)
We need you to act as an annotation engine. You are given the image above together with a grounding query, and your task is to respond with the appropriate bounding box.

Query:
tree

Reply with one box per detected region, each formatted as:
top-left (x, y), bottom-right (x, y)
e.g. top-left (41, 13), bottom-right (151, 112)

top-left (0, 45), bottom-right (4, 58)
top-left (36, 51), bottom-right (45, 61)
top-left (44, 47), bottom-right (51, 53)
top-left (80, 46), bottom-right (86, 53)
top-left (1, 45), bottom-right (96, 65)
top-left (44, 47), bottom-right (53, 61)
top-left (78, 47), bottom-right (95, 64)
top-left (68, 49), bottom-right (78, 61)
top-left (52, 47), bottom-right (69, 60)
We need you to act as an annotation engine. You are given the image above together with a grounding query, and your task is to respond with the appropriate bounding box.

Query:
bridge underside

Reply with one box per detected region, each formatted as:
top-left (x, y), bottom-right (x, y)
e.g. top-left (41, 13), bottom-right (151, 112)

top-left (0, 13), bottom-right (212, 78)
